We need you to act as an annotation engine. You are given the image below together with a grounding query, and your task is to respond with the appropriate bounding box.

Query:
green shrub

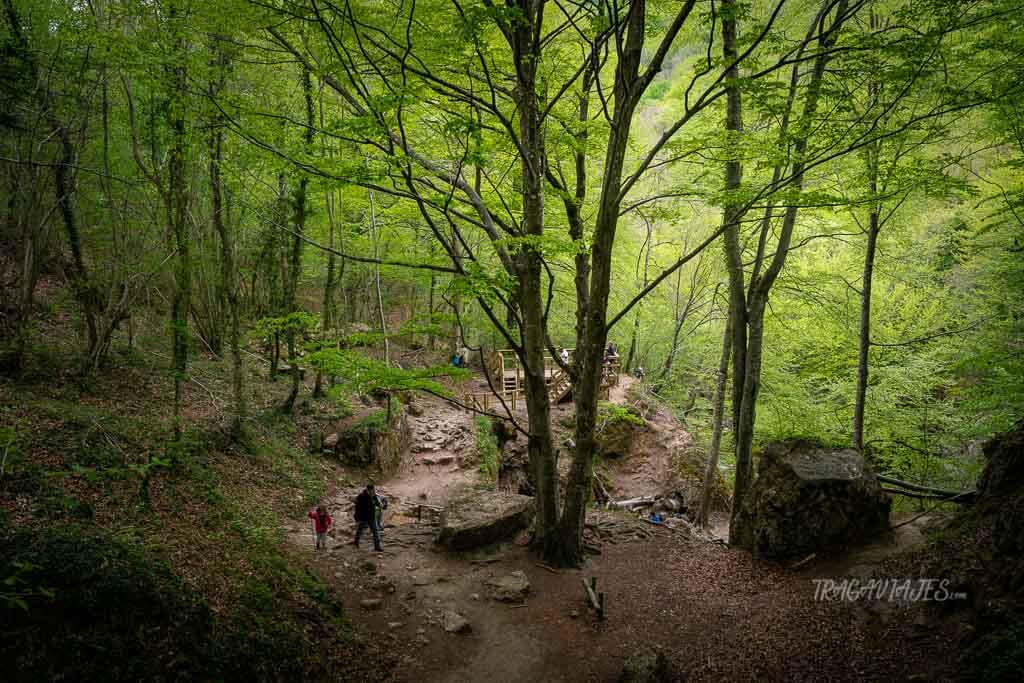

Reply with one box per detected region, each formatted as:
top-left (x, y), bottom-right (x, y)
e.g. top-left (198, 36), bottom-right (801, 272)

top-left (475, 416), bottom-right (501, 484)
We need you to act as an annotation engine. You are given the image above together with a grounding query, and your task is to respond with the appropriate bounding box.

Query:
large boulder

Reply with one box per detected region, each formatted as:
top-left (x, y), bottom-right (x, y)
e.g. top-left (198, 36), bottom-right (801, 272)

top-left (977, 420), bottom-right (1024, 550)
top-left (731, 441), bottom-right (890, 560)
top-left (324, 409), bottom-right (411, 476)
top-left (435, 490), bottom-right (535, 551)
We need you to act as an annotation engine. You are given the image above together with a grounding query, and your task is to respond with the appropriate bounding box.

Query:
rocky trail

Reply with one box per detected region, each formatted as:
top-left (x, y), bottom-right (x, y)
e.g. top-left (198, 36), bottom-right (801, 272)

top-left (382, 400), bottom-right (479, 507)
top-left (286, 387), bottom-right (950, 682)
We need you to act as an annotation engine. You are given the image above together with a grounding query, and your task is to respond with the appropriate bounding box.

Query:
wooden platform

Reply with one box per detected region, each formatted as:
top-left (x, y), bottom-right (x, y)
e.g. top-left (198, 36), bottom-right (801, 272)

top-left (463, 349), bottom-right (619, 415)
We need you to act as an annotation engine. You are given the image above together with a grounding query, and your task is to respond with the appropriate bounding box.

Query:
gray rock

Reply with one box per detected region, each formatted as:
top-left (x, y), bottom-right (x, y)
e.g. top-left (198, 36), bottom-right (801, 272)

top-left (360, 598), bottom-right (383, 611)
top-left (731, 441), bottom-right (891, 560)
top-left (323, 432), bottom-right (340, 450)
top-left (486, 570), bottom-right (531, 603)
top-left (442, 610), bottom-right (472, 634)
top-left (360, 559), bottom-right (378, 573)
top-left (619, 647), bottom-right (671, 682)
top-left (435, 490), bottom-right (536, 551)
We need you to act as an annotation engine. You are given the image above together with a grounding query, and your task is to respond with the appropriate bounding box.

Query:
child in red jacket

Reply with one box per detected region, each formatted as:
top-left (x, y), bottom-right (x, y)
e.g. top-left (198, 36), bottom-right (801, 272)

top-left (308, 506), bottom-right (332, 550)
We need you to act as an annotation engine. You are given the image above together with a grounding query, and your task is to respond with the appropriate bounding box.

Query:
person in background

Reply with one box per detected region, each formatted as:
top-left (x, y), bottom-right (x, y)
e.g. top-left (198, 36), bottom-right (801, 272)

top-left (451, 352), bottom-right (462, 367)
top-left (373, 489), bottom-right (388, 534)
top-left (560, 347), bottom-right (570, 365)
top-left (634, 366), bottom-right (645, 380)
top-left (307, 506), bottom-right (332, 550)
top-left (353, 483), bottom-right (383, 551)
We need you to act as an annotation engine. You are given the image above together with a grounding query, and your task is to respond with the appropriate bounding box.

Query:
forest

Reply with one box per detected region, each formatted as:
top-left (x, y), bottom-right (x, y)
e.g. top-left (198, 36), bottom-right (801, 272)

top-left (2, 0), bottom-right (1023, 680)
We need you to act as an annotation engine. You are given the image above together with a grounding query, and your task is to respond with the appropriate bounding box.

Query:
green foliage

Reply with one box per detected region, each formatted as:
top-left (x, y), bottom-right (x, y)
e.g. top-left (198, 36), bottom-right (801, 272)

top-left (306, 347), bottom-right (469, 397)
top-left (596, 402), bottom-right (644, 434)
top-left (474, 416), bottom-right (501, 484)
top-left (253, 311), bottom-right (319, 339)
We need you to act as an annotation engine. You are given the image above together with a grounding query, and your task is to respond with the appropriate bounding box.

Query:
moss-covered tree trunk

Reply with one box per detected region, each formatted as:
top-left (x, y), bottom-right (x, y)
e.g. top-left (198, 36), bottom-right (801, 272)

top-left (282, 68), bottom-right (315, 413)
top-left (208, 46), bottom-right (246, 438)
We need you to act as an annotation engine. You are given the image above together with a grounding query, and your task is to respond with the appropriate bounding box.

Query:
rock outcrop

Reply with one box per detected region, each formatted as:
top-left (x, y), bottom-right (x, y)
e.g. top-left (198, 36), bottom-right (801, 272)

top-left (322, 408), bottom-right (411, 476)
top-left (731, 441), bottom-right (891, 560)
top-left (435, 490), bottom-right (535, 551)
top-left (977, 420), bottom-right (1024, 559)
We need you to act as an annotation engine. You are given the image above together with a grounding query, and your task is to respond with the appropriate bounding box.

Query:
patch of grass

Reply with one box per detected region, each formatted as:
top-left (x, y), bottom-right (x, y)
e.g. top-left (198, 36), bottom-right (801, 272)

top-left (596, 401), bottom-right (644, 432)
top-left (475, 416), bottom-right (501, 484)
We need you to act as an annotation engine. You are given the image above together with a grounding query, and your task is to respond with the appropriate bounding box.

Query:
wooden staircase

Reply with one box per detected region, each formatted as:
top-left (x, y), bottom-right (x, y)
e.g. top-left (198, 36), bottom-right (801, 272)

top-left (470, 348), bottom-right (619, 412)
top-left (548, 366), bottom-right (573, 404)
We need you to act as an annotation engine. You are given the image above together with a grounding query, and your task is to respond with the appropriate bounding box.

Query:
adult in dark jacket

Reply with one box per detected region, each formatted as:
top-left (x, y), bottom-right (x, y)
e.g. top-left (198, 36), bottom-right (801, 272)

top-left (353, 484), bottom-right (382, 551)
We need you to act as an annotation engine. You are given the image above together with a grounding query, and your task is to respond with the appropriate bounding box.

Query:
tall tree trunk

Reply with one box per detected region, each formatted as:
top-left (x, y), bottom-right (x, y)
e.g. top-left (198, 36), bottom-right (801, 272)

top-left (449, 228), bottom-right (462, 354)
top-left (209, 48), bottom-right (246, 438)
top-left (368, 188), bottom-right (390, 366)
top-left (853, 160), bottom-right (880, 451)
top-left (719, 0), bottom-right (750, 534)
top-left (624, 217), bottom-right (652, 373)
top-left (729, 0), bottom-right (848, 538)
top-left (316, 88), bottom-right (339, 397)
top-left (503, 0), bottom-right (560, 560)
top-left (167, 8), bottom-right (190, 441)
top-left (428, 266), bottom-right (437, 350)
top-left (559, 0), bottom-right (647, 567)
top-left (854, 16), bottom-right (882, 451)
top-left (282, 68), bottom-right (315, 413)
top-left (268, 173), bottom-right (287, 380)
top-left (699, 316), bottom-right (732, 528)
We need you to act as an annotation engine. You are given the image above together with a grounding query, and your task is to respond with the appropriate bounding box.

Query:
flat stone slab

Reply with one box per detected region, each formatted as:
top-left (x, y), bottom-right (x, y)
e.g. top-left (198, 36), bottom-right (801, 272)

top-left (435, 490), bottom-right (535, 551)
top-left (486, 570), bottom-right (531, 603)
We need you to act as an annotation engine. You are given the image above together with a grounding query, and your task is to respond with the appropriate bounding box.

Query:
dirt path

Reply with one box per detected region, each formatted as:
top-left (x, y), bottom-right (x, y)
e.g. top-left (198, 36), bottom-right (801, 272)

top-left (285, 386), bottom-right (951, 681)
top-left (600, 376), bottom-right (695, 500)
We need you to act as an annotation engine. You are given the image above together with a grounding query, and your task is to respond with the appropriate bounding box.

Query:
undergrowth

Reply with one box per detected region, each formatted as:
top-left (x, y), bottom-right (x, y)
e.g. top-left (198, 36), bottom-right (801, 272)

top-left (0, 337), bottom-right (361, 679)
top-left (475, 416), bottom-right (501, 484)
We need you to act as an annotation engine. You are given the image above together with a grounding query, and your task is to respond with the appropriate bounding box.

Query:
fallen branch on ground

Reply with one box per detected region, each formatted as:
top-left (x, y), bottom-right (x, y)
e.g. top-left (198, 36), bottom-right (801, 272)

top-left (876, 474), bottom-right (971, 499)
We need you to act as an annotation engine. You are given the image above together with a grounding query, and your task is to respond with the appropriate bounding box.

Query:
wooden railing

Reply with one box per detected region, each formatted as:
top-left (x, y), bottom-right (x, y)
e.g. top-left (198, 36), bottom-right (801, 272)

top-left (464, 389), bottom-right (520, 414)
top-left (468, 347), bottom-right (617, 412)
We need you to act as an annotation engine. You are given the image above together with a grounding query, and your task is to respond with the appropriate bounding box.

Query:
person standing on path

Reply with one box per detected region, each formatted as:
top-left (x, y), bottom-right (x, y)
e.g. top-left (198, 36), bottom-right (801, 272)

top-left (373, 490), bottom-right (388, 535)
top-left (307, 506), bottom-right (332, 550)
top-left (353, 483), bottom-right (383, 551)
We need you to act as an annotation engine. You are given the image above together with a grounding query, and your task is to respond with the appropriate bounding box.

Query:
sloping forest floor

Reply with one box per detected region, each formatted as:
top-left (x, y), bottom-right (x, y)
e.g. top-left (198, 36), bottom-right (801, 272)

top-left (0, 300), bottom-right (989, 681)
top-left (293, 391), bottom-right (958, 682)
